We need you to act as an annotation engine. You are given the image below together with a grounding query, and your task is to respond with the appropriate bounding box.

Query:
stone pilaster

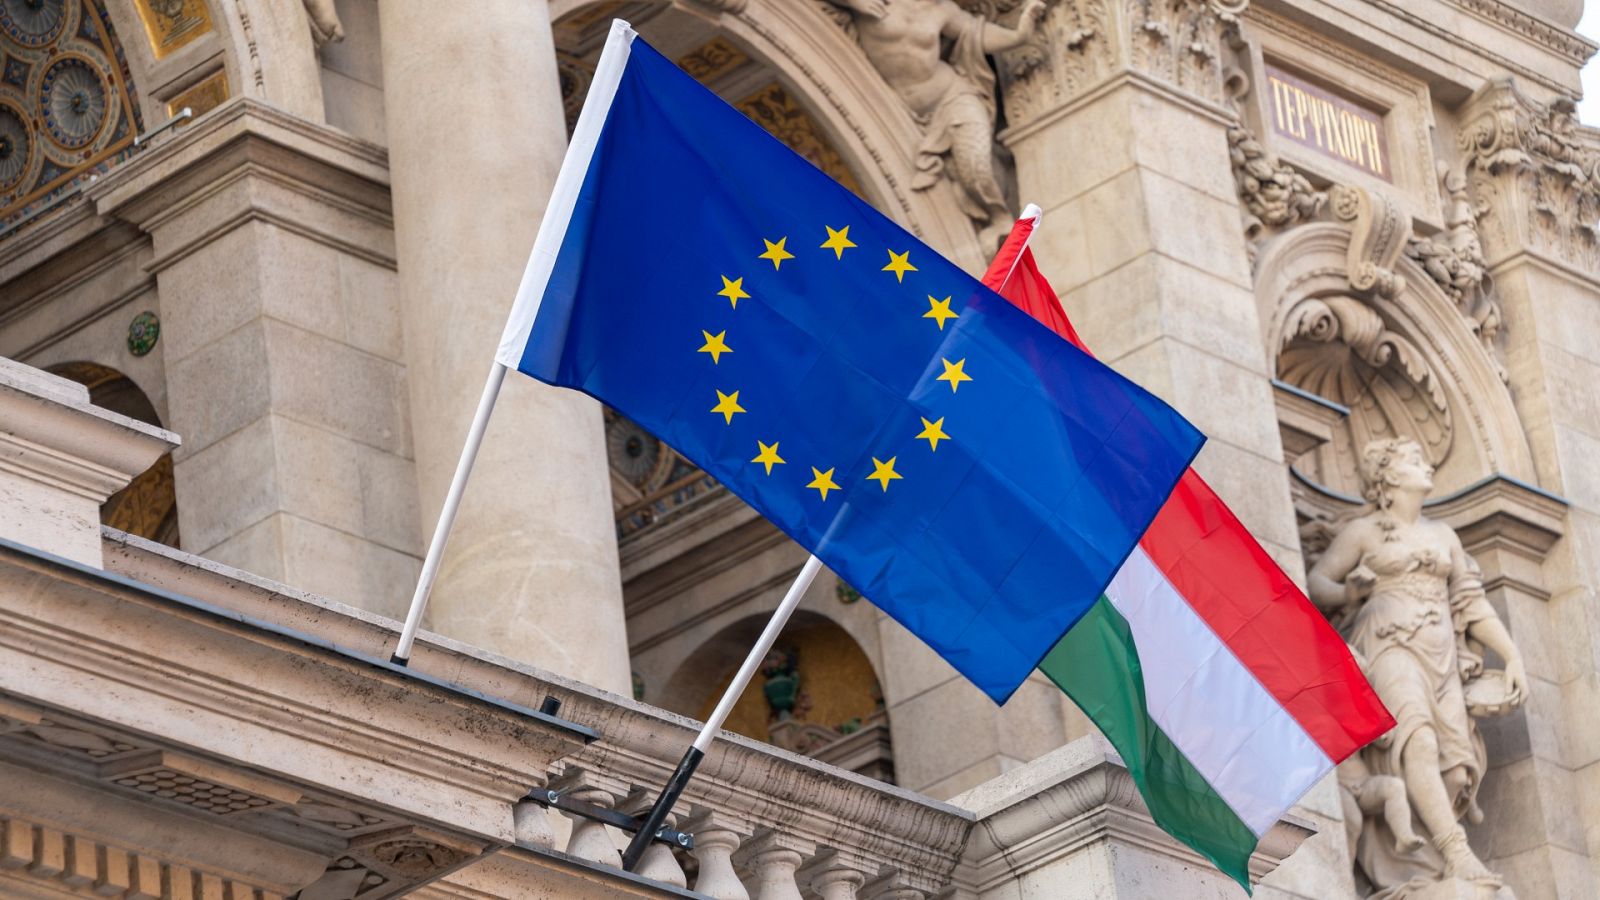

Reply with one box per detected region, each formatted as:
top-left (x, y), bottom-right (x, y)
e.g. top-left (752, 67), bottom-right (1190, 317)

top-left (1458, 78), bottom-right (1600, 896)
top-left (877, 0), bottom-right (1299, 806)
top-left (82, 101), bottom-right (422, 613)
top-left (377, 0), bottom-right (630, 693)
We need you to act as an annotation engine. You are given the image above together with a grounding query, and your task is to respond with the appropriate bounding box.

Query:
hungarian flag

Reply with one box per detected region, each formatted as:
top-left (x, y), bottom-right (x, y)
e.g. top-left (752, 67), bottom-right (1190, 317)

top-left (983, 208), bottom-right (1394, 889)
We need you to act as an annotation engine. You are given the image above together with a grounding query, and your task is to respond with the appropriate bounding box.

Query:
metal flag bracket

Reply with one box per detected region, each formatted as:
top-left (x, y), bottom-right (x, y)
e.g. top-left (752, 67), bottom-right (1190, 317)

top-left (525, 788), bottom-right (696, 851)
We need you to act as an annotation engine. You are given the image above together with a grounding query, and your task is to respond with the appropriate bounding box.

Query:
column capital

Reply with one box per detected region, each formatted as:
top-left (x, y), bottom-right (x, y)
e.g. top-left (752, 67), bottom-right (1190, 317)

top-left (1458, 77), bottom-right (1600, 276)
top-left (998, 0), bottom-right (1249, 137)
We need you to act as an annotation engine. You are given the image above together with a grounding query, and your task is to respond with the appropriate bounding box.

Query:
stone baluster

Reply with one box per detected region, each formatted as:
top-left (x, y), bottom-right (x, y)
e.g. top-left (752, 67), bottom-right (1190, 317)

top-left (800, 850), bottom-right (869, 900)
top-left (681, 811), bottom-right (750, 900)
top-left (511, 798), bottom-right (555, 850)
top-left (618, 790), bottom-right (687, 889)
top-left (733, 831), bottom-right (810, 900)
top-left (547, 772), bottom-right (621, 868)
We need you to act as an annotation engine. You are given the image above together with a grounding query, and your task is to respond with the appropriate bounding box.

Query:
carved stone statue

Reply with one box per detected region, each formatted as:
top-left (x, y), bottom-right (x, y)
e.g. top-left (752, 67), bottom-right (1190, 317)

top-left (303, 0), bottom-right (345, 49)
top-left (1309, 438), bottom-right (1526, 898)
top-left (822, 0), bottom-right (1047, 247)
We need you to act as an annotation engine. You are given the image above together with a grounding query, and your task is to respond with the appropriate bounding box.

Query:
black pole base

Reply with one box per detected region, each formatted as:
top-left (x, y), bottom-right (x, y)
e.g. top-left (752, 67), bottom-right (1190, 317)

top-left (621, 745), bottom-right (705, 872)
top-left (389, 652), bottom-right (409, 666)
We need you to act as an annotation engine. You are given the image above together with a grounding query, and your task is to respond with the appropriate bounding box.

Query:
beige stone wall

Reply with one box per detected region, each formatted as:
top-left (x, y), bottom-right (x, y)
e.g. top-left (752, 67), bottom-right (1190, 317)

top-left (3, 0), bottom-right (1600, 896)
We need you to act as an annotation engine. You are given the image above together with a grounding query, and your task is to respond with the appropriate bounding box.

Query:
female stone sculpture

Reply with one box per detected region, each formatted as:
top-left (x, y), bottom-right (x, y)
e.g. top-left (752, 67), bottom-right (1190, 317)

top-left (823, 0), bottom-right (1047, 248)
top-left (1309, 438), bottom-right (1525, 895)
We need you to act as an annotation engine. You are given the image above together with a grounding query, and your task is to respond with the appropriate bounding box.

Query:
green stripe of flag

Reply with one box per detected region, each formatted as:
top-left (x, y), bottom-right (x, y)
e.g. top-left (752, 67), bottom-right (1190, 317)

top-left (1039, 597), bottom-right (1259, 890)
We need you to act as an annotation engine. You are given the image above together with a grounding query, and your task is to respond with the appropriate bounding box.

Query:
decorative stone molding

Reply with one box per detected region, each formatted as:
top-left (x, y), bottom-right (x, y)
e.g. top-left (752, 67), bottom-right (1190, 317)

top-left (1330, 184), bottom-right (1410, 300)
top-left (1459, 78), bottom-right (1600, 274)
top-left (1229, 119), bottom-right (1326, 240)
top-left (1452, 0), bottom-right (1592, 63)
top-left (997, 0), bottom-right (1248, 132)
top-left (0, 812), bottom-right (281, 900)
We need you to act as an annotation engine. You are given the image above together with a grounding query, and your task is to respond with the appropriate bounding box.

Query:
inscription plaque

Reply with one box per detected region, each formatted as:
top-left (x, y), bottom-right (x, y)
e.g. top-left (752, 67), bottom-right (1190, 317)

top-left (1265, 64), bottom-right (1391, 182)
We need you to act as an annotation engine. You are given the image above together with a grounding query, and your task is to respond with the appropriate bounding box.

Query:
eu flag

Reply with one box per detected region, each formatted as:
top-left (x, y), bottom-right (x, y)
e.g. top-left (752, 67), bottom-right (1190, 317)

top-left (498, 23), bottom-right (1203, 704)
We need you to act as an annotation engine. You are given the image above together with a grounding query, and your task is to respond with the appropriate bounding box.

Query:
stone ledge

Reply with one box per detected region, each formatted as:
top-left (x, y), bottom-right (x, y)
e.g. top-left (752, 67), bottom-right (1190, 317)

top-left (97, 528), bottom-right (977, 894)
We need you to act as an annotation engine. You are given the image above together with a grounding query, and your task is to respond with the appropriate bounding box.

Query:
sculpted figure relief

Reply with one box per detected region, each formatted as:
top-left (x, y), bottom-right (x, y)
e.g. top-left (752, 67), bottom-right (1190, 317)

top-left (1310, 439), bottom-right (1526, 898)
top-left (823, 0), bottom-right (1047, 247)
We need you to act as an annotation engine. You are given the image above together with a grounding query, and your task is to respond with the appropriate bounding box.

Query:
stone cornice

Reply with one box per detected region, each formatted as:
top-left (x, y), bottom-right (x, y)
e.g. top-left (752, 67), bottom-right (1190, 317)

top-left (0, 361), bottom-right (177, 502)
top-left (951, 736), bottom-right (1313, 893)
top-left (0, 538), bottom-right (591, 847)
top-left (1449, 0), bottom-right (1596, 66)
top-left (97, 530), bottom-right (976, 894)
top-left (81, 98), bottom-right (395, 273)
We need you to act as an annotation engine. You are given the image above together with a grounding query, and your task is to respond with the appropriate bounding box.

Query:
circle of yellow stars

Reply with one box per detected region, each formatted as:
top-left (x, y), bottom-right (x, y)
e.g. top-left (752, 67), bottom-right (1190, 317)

top-left (697, 224), bottom-right (971, 502)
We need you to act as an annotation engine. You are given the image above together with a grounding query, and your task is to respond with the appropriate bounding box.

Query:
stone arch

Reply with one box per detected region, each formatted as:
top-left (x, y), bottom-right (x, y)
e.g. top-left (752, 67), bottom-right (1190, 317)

top-left (549, 0), bottom-right (990, 271)
top-left (1254, 221), bottom-right (1536, 504)
top-left (47, 360), bottom-right (179, 547)
top-left (658, 607), bottom-right (892, 780)
top-left (94, 0), bottom-right (327, 127)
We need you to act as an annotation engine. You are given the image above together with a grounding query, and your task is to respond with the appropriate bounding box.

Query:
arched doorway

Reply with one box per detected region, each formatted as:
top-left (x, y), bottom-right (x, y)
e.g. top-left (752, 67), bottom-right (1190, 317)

top-left (662, 610), bottom-right (893, 783)
top-left (48, 361), bottom-right (179, 547)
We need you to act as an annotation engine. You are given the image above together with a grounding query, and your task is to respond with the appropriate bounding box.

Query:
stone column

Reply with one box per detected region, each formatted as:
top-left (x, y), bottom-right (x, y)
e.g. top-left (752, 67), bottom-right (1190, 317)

top-left (878, 0), bottom-right (1300, 804)
top-left (980, 0), bottom-right (1348, 890)
top-left (378, 0), bottom-right (630, 693)
top-left (994, 0), bottom-right (1297, 571)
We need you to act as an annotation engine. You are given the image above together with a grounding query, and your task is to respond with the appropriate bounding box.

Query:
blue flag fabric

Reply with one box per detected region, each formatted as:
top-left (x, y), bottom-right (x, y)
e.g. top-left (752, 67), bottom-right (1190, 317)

top-left (500, 27), bottom-right (1203, 704)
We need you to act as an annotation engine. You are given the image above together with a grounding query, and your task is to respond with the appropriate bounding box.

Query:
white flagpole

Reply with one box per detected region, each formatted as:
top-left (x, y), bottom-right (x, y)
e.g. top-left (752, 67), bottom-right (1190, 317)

top-left (995, 203), bottom-right (1043, 292)
top-left (621, 554), bottom-right (825, 870)
top-left (391, 361), bottom-right (508, 664)
top-left (389, 19), bottom-right (639, 666)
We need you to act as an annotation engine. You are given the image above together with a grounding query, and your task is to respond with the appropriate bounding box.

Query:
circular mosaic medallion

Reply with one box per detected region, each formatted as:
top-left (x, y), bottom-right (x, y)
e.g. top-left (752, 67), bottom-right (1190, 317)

top-left (127, 311), bottom-right (160, 357)
top-left (0, 103), bottom-right (29, 191)
top-left (605, 415), bottom-right (668, 490)
top-left (40, 56), bottom-right (108, 150)
top-left (0, 0), bottom-right (68, 48)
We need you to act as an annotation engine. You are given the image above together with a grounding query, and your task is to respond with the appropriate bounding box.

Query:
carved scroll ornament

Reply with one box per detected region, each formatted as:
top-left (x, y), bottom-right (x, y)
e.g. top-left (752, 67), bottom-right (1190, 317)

top-left (1279, 294), bottom-right (1453, 490)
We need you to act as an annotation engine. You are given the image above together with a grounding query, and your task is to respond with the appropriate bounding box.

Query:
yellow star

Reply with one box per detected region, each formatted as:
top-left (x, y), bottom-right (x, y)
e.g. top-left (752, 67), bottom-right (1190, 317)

top-left (937, 357), bottom-right (972, 392)
top-left (923, 295), bottom-right (958, 330)
top-left (711, 389), bottom-right (746, 424)
top-left (866, 456), bottom-right (903, 491)
top-left (821, 225), bottom-right (857, 259)
top-left (698, 330), bottom-right (732, 364)
top-left (808, 466), bottom-right (841, 501)
top-left (717, 275), bottom-right (750, 309)
top-left (917, 416), bottom-right (950, 451)
top-left (751, 440), bottom-right (786, 475)
top-left (883, 250), bottom-right (917, 283)
top-left (759, 237), bottom-right (795, 270)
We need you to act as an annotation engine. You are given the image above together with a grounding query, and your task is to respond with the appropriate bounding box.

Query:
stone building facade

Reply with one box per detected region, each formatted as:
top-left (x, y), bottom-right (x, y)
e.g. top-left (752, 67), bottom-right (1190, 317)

top-left (0, 0), bottom-right (1596, 897)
